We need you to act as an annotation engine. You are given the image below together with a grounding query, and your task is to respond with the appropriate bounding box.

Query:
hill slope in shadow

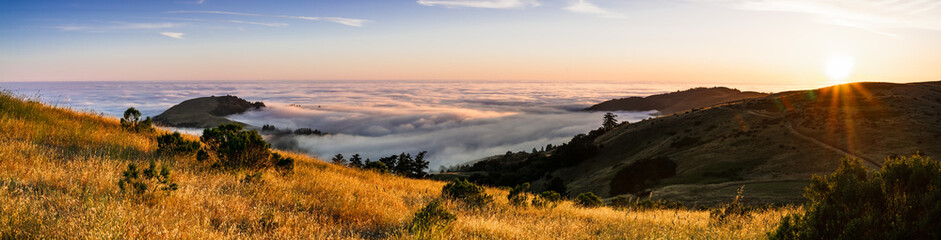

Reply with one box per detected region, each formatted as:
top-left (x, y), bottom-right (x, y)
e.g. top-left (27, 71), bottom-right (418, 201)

top-left (563, 81), bottom-right (941, 206)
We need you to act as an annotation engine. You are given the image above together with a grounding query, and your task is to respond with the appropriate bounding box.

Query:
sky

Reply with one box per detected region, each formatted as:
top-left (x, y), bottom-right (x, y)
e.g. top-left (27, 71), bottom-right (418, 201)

top-left (1, 0), bottom-right (940, 86)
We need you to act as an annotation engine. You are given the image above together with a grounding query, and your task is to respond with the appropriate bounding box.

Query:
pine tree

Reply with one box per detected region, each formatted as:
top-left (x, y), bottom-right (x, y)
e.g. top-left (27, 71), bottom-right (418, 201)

top-left (331, 154), bottom-right (346, 165)
top-left (348, 154), bottom-right (363, 168)
top-left (602, 112), bottom-right (618, 130)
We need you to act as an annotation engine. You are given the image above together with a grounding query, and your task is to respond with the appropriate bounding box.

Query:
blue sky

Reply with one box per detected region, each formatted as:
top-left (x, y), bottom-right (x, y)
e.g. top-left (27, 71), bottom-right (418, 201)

top-left (2, 0), bottom-right (940, 85)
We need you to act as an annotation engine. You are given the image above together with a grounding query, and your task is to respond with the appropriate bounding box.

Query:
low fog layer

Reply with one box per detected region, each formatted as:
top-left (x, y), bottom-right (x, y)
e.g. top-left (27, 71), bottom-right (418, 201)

top-left (230, 104), bottom-right (654, 168)
top-left (5, 80), bottom-right (779, 168)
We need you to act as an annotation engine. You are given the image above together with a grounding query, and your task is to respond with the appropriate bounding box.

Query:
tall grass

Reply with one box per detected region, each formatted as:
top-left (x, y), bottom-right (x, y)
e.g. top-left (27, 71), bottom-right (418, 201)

top-left (0, 91), bottom-right (795, 239)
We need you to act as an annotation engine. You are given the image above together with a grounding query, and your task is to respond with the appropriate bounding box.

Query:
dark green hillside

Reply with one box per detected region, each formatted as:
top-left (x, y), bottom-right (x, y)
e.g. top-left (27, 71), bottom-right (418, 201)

top-left (153, 95), bottom-right (264, 128)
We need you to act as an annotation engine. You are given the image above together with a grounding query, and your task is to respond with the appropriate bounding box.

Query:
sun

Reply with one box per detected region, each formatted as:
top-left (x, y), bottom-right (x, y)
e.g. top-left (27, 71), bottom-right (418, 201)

top-left (825, 55), bottom-right (855, 85)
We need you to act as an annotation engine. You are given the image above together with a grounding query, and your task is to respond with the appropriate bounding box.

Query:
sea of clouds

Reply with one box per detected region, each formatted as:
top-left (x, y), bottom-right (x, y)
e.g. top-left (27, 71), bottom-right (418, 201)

top-left (1, 80), bottom-right (792, 169)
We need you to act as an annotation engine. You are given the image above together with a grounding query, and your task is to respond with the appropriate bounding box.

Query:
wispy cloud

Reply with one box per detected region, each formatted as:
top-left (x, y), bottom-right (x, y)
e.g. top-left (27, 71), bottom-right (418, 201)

top-left (54, 22), bottom-right (184, 32)
top-left (565, 0), bottom-right (624, 18)
top-left (697, 0), bottom-right (941, 35)
top-left (417, 0), bottom-right (540, 9)
top-left (229, 20), bottom-right (288, 27)
top-left (168, 10), bottom-right (371, 27)
top-left (160, 32), bottom-right (185, 39)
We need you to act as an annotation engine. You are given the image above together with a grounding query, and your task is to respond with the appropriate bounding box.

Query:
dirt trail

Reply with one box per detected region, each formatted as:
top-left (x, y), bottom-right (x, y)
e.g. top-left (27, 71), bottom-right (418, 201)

top-left (741, 109), bottom-right (882, 169)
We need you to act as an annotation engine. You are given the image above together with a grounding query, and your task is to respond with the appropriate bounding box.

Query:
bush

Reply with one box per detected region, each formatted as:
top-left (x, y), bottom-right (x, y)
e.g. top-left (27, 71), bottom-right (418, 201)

top-left (364, 161), bottom-right (389, 173)
top-left (532, 191), bottom-right (562, 208)
top-left (272, 153), bottom-right (295, 174)
top-left (118, 161), bottom-right (178, 200)
top-left (442, 179), bottom-right (492, 208)
top-left (120, 107), bottom-right (154, 133)
top-left (574, 192), bottom-right (603, 208)
top-left (507, 183), bottom-right (530, 207)
top-left (409, 200), bottom-right (456, 236)
top-left (156, 132), bottom-right (200, 155)
top-left (769, 155), bottom-right (941, 239)
top-left (200, 124), bottom-right (279, 170)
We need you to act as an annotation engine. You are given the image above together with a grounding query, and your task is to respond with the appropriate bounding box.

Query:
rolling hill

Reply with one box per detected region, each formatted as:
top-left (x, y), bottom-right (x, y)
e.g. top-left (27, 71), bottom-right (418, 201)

top-left (585, 87), bottom-right (769, 115)
top-left (152, 95), bottom-right (265, 128)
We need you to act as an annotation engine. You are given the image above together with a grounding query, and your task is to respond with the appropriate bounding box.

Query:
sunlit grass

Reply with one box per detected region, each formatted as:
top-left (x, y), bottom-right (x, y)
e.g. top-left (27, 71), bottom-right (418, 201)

top-left (0, 91), bottom-right (796, 239)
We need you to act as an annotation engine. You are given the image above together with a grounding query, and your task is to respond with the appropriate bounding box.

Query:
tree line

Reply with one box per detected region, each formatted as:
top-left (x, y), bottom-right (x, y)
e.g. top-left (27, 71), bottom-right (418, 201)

top-left (331, 151), bottom-right (430, 179)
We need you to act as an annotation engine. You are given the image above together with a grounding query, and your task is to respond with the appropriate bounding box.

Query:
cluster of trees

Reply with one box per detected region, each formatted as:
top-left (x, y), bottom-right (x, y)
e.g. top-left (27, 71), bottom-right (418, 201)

top-left (331, 151), bottom-right (430, 179)
top-left (260, 124), bottom-right (328, 136)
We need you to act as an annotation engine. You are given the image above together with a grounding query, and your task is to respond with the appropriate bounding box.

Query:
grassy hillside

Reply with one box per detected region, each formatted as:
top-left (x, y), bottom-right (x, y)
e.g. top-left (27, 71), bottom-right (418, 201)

top-left (563, 81), bottom-right (941, 205)
top-left (0, 90), bottom-right (795, 239)
top-left (585, 87), bottom-right (768, 115)
top-left (0, 93), bottom-right (794, 239)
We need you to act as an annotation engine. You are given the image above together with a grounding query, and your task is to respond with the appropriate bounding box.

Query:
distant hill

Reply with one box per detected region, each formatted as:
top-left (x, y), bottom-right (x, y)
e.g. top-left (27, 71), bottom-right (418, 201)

top-left (153, 95), bottom-right (264, 128)
top-left (457, 81), bottom-right (941, 206)
top-left (585, 87), bottom-right (769, 115)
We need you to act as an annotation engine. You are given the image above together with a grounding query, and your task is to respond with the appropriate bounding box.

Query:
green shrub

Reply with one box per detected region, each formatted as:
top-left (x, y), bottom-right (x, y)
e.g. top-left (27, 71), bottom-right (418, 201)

top-left (442, 179), bottom-right (492, 208)
top-left (120, 107), bottom-right (154, 133)
top-left (574, 192), bottom-right (602, 208)
top-left (507, 183), bottom-right (530, 207)
top-left (200, 124), bottom-right (281, 170)
top-left (769, 155), bottom-right (941, 239)
top-left (409, 200), bottom-right (456, 236)
top-left (532, 191), bottom-right (562, 208)
top-left (118, 161), bottom-right (178, 200)
top-left (156, 132), bottom-right (200, 155)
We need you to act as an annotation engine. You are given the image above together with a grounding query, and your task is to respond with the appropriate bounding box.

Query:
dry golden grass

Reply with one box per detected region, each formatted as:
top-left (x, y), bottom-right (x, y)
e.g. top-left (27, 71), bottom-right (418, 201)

top-left (0, 92), bottom-right (796, 239)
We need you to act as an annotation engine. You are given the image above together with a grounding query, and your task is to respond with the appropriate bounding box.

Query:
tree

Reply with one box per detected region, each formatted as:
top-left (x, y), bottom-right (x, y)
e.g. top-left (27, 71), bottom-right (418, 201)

top-left (379, 155), bottom-right (399, 171)
top-left (120, 107), bottom-right (154, 133)
top-left (348, 154), bottom-right (363, 168)
top-left (331, 153), bottom-right (346, 165)
top-left (602, 112), bottom-right (618, 130)
top-left (394, 152), bottom-right (413, 174)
